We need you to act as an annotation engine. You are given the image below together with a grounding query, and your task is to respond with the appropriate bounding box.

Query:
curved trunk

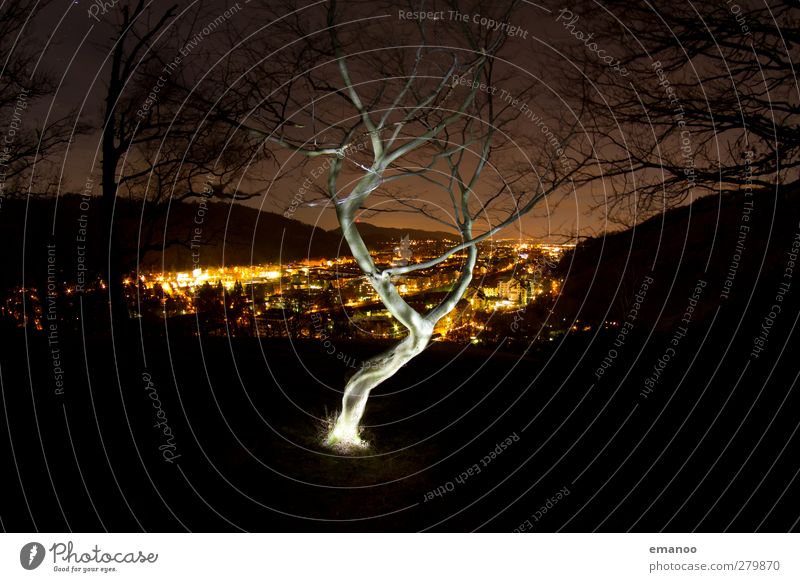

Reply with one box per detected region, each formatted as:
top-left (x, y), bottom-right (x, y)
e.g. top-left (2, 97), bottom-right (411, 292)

top-left (327, 323), bottom-right (432, 446)
top-left (326, 242), bottom-right (476, 448)
top-left (326, 171), bottom-right (477, 449)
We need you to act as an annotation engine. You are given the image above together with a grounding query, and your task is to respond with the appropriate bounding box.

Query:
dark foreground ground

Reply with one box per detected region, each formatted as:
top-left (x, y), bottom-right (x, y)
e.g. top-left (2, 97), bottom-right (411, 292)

top-left (1, 304), bottom-right (799, 532)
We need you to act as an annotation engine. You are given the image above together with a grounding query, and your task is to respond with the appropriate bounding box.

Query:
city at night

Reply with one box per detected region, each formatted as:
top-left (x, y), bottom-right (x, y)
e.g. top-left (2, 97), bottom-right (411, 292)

top-left (1, 0), bottom-right (799, 579)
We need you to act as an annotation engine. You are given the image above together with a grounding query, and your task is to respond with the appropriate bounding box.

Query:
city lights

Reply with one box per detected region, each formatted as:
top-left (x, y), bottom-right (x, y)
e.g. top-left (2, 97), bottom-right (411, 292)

top-left (3, 240), bottom-right (573, 339)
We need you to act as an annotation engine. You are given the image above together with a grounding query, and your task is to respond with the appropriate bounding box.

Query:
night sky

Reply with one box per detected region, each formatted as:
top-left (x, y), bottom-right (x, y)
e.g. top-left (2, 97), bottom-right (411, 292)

top-left (26, 0), bottom-right (596, 238)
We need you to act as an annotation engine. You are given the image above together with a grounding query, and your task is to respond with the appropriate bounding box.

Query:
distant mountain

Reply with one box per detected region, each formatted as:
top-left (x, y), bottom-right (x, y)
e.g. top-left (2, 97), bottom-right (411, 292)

top-left (553, 185), bottom-right (800, 333)
top-left (148, 201), bottom-right (341, 270)
top-left (334, 222), bottom-right (458, 246)
top-left (0, 195), bottom-right (460, 285)
top-left (149, 203), bottom-right (459, 269)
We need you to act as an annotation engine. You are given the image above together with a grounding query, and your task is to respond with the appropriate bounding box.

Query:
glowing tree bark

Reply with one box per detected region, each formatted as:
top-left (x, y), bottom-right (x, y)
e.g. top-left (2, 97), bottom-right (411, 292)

top-left (328, 180), bottom-right (479, 445)
top-left (233, 0), bottom-right (588, 449)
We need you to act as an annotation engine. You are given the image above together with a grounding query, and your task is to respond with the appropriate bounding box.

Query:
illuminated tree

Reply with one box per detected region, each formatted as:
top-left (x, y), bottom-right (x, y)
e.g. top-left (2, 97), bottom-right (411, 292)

top-left (220, 0), bottom-right (590, 449)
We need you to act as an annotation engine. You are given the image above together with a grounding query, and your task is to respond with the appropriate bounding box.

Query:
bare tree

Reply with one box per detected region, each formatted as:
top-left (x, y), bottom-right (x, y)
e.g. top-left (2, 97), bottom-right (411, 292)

top-left (554, 0), bottom-right (799, 222)
top-left (94, 0), bottom-right (264, 317)
top-left (0, 1), bottom-right (78, 201)
top-left (224, 0), bottom-right (588, 448)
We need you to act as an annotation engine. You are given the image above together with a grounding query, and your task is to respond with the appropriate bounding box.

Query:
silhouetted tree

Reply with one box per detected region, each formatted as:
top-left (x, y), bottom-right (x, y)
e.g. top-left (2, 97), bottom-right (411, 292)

top-left (94, 1), bottom-right (265, 320)
top-left (558, 0), bottom-right (799, 222)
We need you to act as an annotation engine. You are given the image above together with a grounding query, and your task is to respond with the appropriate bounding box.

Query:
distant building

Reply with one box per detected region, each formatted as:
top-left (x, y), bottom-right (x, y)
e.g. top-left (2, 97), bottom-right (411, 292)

top-left (497, 278), bottom-right (522, 303)
top-left (392, 235), bottom-right (413, 267)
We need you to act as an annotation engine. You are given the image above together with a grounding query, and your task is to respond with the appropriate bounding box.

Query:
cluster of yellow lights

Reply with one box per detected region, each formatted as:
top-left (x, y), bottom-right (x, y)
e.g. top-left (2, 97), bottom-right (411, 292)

top-left (137, 256), bottom-right (363, 294)
top-left (138, 264), bottom-right (291, 294)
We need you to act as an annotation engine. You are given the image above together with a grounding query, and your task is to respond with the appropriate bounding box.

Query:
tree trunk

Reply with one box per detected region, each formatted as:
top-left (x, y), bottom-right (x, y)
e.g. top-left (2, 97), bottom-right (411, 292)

top-left (325, 171), bottom-right (480, 448)
top-left (327, 322), bottom-right (433, 447)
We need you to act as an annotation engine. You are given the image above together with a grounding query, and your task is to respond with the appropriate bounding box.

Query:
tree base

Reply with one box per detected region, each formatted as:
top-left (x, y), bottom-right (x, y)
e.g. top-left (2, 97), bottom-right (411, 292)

top-left (324, 420), bottom-right (369, 454)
